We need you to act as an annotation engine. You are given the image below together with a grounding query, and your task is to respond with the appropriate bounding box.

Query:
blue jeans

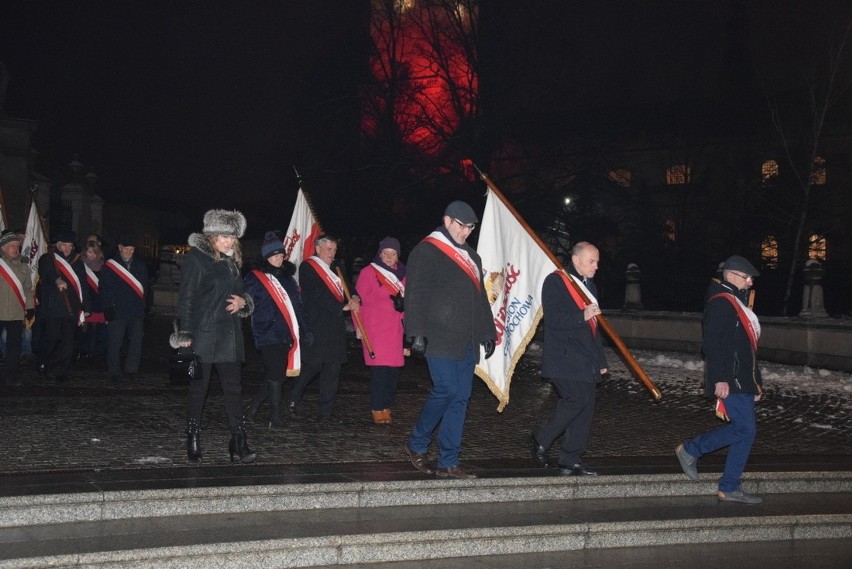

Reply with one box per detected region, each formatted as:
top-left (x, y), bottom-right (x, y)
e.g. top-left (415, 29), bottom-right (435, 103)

top-left (684, 393), bottom-right (757, 492)
top-left (408, 343), bottom-right (475, 468)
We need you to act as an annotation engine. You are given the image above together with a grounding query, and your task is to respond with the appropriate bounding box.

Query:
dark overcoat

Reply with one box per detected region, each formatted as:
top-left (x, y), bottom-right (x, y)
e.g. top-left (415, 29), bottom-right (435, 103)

top-left (298, 258), bottom-right (350, 365)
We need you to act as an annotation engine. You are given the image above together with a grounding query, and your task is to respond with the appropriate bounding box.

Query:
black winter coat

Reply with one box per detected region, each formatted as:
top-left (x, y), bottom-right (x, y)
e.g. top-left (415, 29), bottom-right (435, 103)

top-left (244, 260), bottom-right (308, 349)
top-left (702, 279), bottom-right (763, 396)
top-left (298, 258), bottom-right (350, 365)
top-left (176, 234), bottom-right (253, 364)
top-left (540, 269), bottom-right (607, 383)
top-left (403, 226), bottom-right (496, 362)
top-left (37, 249), bottom-right (91, 319)
top-left (100, 256), bottom-right (149, 319)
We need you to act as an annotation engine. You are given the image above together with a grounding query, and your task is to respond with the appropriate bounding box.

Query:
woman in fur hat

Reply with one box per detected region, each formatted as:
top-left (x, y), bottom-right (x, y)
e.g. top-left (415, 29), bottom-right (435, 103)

top-left (243, 231), bottom-right (310, 429)
top-left (170, 209), bottom-right (256, 463)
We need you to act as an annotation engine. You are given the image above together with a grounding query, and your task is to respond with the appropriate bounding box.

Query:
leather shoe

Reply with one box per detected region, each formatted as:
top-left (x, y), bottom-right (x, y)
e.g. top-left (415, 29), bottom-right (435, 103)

top-left (436, 465), bottom-right (477, 479)
top-left (530, 433), bottom-right (551, 468)
top-left (286, 401), bottom-right (297, 416)
top-left (558, 463), bottom-right (598, 476)
top-left (404, 446), bottom-right (434, 474)
top-left (717, 488), bottom-right (762, 504)
top-left (675, 444), bottom-right (700, 482)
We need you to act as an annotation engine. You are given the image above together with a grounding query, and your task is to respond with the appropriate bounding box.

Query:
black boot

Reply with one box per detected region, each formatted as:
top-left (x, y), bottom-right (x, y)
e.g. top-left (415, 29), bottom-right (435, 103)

top-left (267, 381), bottom-right (284, 429)
top-left (244, 384), bottom-right (267, 425)
top-left (228, 419), bottom-right (257, 464)
top-left (186, 419), bottom-right (202, 462)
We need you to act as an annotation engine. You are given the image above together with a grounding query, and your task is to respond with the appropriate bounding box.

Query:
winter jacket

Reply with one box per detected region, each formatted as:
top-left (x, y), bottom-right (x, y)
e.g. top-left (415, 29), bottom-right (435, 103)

top-left (355, 263), bottom-right (406, 367)
top-left (403, 226), bottom-right (496, 362)
top-left (0, 255), bottom-right (33, 320)
top-left (298, 258), bottom-right (351, 365)
top-left (174, 233), bottom-right (253, 364)
top-left (702, 279), bottom-right (763, 396)
top-left (100, 255), bottom-right (148, 320)
top-left (540, 269), bottom-right (608, 383)
top-left (244, 260), bottom-right (307, 349)
top-left (37, 249), bottom-right (90, 319)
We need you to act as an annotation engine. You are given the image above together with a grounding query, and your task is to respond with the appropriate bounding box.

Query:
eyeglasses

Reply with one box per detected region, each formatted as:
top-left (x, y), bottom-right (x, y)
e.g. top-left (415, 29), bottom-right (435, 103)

top-left (730, 271), bottom-right (754, 282)
top-left (451, 218), bottom-right (476, 231)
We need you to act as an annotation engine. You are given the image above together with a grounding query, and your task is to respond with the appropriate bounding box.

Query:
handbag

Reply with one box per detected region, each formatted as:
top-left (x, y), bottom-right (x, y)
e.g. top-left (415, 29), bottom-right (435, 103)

top-left (169, 347), bottom-right (202, 383)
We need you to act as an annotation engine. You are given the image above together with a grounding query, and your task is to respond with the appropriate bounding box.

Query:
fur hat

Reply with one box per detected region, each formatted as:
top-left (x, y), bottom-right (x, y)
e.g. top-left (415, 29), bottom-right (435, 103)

top-left (0, 231), bottom-right (21, 249)
top-left (202, 209), bottom-right (246, 238)
top-left (378, 236), bottom-right (400, 255)
top-left (261, 231), bottom-right (286, 259)
top-left (54, 229), bottom-right (77, 244)
top-left (723, 255), bottom-right (760, 277)
top-left (443, 200), bottom-right (478, 224)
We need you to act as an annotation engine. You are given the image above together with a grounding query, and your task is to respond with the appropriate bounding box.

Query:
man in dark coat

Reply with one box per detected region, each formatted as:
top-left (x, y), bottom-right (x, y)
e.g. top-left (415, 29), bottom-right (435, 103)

top-left (100, 234), bottom-right (148, 382)
top-left (532, 241), bottom-right (608, 476)
top-left (403, 201), bottom-right (497, 479)
top-left (36, 230), bottom-right (90, 382)
top-left (287, 235), bottom-right (360, 420)
top-left (676, 255), bottom-right (764, 504)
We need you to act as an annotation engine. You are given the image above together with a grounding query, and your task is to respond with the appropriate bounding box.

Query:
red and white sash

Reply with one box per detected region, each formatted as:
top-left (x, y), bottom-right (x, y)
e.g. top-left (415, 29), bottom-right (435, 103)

top-left (369, 263), bottom-right (404, 295)
top-left (0, 258), bottom-right (27, 312)
top-left (304, 256), bottom-right (344, 302)
top-left (54, 253), bottom-right (84, 323)
top-left (105, 259), bottom-right (144, 299)
top-left (85, 265), bottom-right (99, 294)
top-left (422, 231), bottom-right (480, 288)
top-left (251, 270), bottom-right (301, 376)
top-left (554, 270), bottom-right (599, 336)
top-left (709, 292), bottom-right (761, 352)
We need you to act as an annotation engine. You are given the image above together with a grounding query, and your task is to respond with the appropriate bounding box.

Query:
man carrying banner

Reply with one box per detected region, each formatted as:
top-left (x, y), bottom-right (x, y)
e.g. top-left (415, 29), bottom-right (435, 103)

top-left (100, 235), bottom-right (148, 383)
top-left (0, 231), bottom-right (34, 387)
top-left (533, 241), bottom-right (607, 477)
top-left (36, 230), bottom-right (90, 382)
top-left (675, 255), bottom-right (764, 504)
top-left (287, 234), bottom-right (360, 421)
top-left (403, 201), bottom-right (497, 479)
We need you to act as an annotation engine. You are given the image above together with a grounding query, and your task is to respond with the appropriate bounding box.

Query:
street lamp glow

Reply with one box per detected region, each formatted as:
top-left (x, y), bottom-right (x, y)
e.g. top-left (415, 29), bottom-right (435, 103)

top-left (564, 197), bottom-right (572, 206)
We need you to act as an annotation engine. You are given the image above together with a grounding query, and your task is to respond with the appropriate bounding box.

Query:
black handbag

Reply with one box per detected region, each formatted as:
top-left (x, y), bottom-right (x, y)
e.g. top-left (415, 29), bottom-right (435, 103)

top-left (169, 347), bottom-right (202, 383)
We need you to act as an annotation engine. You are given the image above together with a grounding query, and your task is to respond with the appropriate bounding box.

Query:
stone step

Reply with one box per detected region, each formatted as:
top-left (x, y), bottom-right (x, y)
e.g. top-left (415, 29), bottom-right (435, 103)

top-left (0, 472), bottom-right (850, 568)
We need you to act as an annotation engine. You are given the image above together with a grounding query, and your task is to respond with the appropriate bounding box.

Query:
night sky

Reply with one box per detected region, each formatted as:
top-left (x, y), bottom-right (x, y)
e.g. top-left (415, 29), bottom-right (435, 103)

top-left (2, 1), bottom-right (849, 238)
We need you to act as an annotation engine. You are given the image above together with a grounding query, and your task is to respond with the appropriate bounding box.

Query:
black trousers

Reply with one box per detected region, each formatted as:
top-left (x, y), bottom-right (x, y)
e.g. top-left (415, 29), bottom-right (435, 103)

top-left (0, 320), bottom-right (23, 384)
top-left (535, 378), bottom-right (596, 467)
top-left (187, 362), bottom-right (243, 430)
top-left (38, 316), bottom-right (77, 376)
top-left (288, 359), bottom-right (341, 418)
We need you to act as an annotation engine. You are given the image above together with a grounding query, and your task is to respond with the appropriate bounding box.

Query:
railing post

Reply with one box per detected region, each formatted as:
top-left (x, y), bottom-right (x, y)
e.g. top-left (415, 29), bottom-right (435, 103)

top-left (623, 263), bottom-right (643, 311)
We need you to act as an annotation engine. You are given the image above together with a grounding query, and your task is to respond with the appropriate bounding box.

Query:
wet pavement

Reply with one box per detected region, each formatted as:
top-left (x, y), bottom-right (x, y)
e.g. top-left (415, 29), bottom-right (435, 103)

top-left (1, 315), bottom-right (848, 478)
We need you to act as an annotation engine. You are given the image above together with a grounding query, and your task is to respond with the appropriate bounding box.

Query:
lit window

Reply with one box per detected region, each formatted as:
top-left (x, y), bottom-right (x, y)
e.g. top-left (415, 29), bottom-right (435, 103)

top-left (608, 168), bottom-right (631, 188)
top-left (761, 236), bottom-right (778, 269)
top-left (664, 219), bottom-right (676, 242)
top-left (761, 160), bottom-right (779, 183)
top-left (808, 234), bottom-right (827, 261)
top-left (666, 164), bottom-right (690, 185)
top-left (811, 156), bottom-right (826, 185)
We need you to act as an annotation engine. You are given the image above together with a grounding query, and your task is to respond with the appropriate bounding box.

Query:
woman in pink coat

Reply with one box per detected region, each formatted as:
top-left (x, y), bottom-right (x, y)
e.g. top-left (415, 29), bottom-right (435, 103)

top-left (355, 237), bottom-right (406, 424)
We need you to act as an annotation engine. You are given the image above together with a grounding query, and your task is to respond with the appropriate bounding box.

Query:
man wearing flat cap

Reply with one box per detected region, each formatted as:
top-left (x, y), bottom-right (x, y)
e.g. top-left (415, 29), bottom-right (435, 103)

top-left (36, 230), bottom-right (90, 382)
top-left (402, 200), bottom-right (497, 479)
top-left (0, 230), bottom-right (34, 387)
top-left (676, 254), bottom-right (764, 504)
top-left (100, 234), bottom-right (148, 382)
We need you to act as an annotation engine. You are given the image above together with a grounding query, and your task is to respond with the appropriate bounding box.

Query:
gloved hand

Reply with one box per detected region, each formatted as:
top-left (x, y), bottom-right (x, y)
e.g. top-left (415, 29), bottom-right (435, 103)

top-left (301, 331), bottom-right (314, 349)
top-left (25, 308), bottom-right (35, 321)
top-left (104, 307), bottom-right (116, 322)
top-left (482, 339), bottom-right (495, 359)
top-left (410, 336), bottom-right (427, 358)
top-left (391, 293), bottom-right (405, 312)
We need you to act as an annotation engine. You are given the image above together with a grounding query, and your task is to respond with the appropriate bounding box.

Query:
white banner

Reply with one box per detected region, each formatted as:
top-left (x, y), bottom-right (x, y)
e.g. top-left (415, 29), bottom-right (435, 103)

top-left (283, 188), bottom-right (321, 271)
top-left (23, 201), bottom-right (48, 289)
top-left (475, 188), bottom-right (558, 411)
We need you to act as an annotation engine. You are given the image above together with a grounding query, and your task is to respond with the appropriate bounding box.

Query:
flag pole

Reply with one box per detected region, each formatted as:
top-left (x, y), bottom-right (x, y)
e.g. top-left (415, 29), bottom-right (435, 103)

top-left (473, 164), bottom-right (662, 400)
top-left (292, 167), bottom-right (375, 359)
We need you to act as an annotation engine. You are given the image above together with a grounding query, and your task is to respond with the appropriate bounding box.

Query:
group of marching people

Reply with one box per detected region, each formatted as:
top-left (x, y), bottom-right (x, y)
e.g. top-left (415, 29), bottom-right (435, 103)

top-left (170, 209), bottom-right (410, 465)
top-left (0, 228), bottom-right (147, 387)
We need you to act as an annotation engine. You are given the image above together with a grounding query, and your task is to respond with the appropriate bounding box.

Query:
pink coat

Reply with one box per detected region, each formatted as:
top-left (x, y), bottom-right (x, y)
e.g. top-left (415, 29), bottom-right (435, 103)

top-left (355, 265), bottom-right (406, 367)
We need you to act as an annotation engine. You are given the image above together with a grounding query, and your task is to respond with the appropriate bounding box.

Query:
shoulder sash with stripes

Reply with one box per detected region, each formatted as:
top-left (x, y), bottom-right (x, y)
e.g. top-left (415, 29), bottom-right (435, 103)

top-left (0, 258), bottom-right (27, 312)
top-left (53, 253), bottom-right (84, 323)
top-left (251, 270), bottom-right (301, 376)
top-left (708, 292), bottom-right (761, 352)
top-left (304, 257), bottom-right (344, 302)
top-left (85, 265), bottom-right (99, 294)
top-left (105, 259), bottom-right (144, 299)
top-left (422, 232), bottom-right (480, 288)
top-left (369, 263), bottom-right (404, 295)
top-left (554, 270), bottom-right (598, 337)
